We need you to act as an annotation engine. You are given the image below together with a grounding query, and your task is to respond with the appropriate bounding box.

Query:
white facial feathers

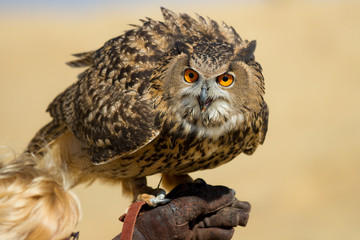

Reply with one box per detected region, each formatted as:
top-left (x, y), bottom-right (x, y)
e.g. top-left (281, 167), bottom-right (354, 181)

top-left (176, 77), bottom-right (244, 139)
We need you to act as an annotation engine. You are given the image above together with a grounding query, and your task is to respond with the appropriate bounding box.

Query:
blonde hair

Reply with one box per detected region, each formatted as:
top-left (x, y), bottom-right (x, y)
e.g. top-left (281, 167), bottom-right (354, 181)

top-left (0, 151), bottom-right (81, 240)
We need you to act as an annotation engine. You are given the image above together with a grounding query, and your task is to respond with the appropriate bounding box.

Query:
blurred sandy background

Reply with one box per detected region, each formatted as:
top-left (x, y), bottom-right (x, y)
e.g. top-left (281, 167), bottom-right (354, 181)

top-left (1, 0), bottom-right (360, 239)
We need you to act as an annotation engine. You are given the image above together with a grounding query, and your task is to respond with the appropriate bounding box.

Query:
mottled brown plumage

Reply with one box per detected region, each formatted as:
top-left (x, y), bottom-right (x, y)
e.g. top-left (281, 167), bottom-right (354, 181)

top-left (26, 8), bottom-right (268, 204)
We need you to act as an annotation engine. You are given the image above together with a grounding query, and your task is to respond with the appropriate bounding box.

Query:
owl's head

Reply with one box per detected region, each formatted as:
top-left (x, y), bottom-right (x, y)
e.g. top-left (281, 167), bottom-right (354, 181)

top-left (154, 39), bottom-right (265, 138)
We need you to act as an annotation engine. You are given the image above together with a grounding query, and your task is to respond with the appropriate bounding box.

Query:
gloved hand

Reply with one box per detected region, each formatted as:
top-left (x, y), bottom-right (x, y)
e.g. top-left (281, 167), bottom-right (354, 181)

top-left (113, 179), bottom-right (250, 240)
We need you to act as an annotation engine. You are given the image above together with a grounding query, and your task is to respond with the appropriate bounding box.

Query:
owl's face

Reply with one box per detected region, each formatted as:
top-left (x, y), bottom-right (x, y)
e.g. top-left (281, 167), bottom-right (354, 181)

top-left (161, 40), bottom-right (264, 138)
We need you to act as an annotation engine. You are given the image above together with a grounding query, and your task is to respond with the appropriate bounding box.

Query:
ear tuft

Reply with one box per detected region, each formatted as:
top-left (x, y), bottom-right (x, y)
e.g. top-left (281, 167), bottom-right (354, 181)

top-left (235, 40), bottom-right (256, 63)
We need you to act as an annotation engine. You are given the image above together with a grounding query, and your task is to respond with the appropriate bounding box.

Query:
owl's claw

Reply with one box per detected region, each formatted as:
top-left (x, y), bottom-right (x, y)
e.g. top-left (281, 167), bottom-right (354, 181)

top-left (150, 193), bottom-right (170, 206)
top-left (137, 190), bottom-right (170, 207)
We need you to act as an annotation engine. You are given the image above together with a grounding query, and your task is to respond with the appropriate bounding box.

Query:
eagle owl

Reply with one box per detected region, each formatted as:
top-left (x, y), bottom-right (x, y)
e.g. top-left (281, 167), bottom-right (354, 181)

top-left (27, 8), bottom-right (268, 205)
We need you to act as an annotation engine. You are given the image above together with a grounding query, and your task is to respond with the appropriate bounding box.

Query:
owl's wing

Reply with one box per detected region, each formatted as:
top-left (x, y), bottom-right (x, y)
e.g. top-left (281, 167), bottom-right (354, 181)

top-left (45, 20), bottom-right (170, 165)
top-left (47, 80), bottom-right (160, 165)
top-left (243, 101), bottom-right (269, 155)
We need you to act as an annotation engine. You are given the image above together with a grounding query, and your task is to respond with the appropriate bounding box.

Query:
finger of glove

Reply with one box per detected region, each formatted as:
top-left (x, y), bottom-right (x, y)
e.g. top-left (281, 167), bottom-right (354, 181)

top-left (192, 227), bottom-right (234, 240)
top-left (199, 207), bottom-right (249, 228)
top-left (231, 198), bottom-right (251, 213)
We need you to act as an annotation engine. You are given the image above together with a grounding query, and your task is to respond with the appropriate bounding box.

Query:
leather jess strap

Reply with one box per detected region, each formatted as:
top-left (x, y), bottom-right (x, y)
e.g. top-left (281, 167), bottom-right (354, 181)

top-left (120, 201), bottom-right (146, 240)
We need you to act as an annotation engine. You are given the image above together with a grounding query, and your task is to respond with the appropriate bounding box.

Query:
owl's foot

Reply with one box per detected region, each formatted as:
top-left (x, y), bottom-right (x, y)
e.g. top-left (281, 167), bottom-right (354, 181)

top-left (123, 177), bottom-right (170, 207)
top-left (137, 189), bottom-right (170, 207)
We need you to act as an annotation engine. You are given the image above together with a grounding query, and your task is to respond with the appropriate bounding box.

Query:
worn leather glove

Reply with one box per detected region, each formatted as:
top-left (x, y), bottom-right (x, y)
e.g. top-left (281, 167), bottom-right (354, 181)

top-left (113, 179), bottom-right (250, 240)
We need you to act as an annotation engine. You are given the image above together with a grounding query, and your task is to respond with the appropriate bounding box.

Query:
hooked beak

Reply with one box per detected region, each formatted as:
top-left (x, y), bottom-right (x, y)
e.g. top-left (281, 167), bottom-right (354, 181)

top-left (198, 87), bottom-right (213, 112)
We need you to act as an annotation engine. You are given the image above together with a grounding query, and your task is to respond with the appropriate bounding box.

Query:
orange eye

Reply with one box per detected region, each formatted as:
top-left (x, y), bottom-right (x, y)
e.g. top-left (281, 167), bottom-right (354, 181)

top-left (217, 74), bottom-right (234, 87)
top-left (184, 69), bottom-right (199, 83)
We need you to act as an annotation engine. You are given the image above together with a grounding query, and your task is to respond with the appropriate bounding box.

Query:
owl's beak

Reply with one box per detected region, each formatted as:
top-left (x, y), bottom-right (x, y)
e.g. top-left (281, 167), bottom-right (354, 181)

top-left (198, 87), bottom-right (213, 112)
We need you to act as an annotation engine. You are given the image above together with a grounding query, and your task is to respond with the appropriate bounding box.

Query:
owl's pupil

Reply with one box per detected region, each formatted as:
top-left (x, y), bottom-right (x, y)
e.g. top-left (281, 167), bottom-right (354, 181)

top-left (189, 72), bottom-right (195, 79)
top-left (222, 76), bottom-right (228, 82)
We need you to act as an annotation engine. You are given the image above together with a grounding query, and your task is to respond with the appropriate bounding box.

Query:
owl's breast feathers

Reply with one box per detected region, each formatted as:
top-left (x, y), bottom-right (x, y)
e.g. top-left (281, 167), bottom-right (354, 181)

top-left (44, 8), bottom-right (267, 168)
top-left (111, 102), bottom-right (268, 177)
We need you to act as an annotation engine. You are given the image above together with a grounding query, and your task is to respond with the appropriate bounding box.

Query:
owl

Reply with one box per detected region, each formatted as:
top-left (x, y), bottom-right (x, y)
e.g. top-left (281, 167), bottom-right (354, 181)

top-left (26, 8), bottom-right (268, 205)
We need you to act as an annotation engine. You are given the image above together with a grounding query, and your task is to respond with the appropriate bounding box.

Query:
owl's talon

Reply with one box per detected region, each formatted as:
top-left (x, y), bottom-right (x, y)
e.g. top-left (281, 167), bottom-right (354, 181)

top-left (137, 192), bottom-right (170, 207)
top-left (150, 193), bottom-right (170, 206)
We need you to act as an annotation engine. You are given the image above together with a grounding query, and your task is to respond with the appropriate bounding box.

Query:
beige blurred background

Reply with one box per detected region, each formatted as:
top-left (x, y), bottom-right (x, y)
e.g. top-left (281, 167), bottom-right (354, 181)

top-left (1, 0), bottom-right (359, 239)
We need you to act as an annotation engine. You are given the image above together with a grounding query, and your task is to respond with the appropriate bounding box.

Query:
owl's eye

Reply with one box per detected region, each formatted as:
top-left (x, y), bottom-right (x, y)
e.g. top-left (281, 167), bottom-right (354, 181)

top-left (184, 69), bottom-right (199, 83)
top-left (217, 74), bottom-right (234, 87)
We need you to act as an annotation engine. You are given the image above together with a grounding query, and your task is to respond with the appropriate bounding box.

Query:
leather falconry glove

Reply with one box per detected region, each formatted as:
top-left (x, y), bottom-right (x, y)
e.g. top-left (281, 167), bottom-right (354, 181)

top-left (113, 179), bottom-right (250, 240)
